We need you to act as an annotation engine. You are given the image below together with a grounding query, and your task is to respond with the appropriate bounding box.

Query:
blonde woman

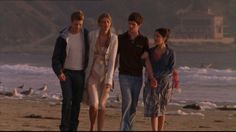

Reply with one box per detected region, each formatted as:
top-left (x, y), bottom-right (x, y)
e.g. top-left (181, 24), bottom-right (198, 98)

top-left (85, 13), bottom-right (118, 131)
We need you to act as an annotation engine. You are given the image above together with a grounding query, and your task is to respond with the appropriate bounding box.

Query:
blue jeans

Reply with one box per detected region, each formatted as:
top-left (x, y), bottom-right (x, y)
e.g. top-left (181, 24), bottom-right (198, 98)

top-left (119, 74), bottom-right (143, 131)
top-left (59, 69), bottom-right (85, 131)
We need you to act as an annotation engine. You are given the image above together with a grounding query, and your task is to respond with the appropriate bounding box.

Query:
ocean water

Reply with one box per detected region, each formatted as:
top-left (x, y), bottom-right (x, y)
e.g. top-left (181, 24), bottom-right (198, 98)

top-left (0, 53), bottom-right (235, 103)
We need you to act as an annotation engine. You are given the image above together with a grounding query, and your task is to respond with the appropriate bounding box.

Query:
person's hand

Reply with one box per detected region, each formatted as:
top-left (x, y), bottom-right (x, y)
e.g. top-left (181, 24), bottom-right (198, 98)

top-left (58, 72), bottom-right (66, 81)
top-left (104, 84), bottom-right (112, 89)
top-left (104, 84), bottom-right (112, 93)
top-left (150, 78), bottom-right (158, 89)
top-left (110, 80), bottom-right (115, 92)
top-left (141, 52), bottom-right (148, 60)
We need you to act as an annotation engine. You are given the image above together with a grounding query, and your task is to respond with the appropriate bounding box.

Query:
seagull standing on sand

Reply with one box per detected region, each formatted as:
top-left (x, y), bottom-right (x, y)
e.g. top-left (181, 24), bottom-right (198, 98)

top-left (20, 88), bottom-right (33, 96)
top-left (38, 84), bottom-right (47, 91)
top-left (12, 88), bottom-right (23, 97)
top-left (1, 88), bottom-right (22, 97)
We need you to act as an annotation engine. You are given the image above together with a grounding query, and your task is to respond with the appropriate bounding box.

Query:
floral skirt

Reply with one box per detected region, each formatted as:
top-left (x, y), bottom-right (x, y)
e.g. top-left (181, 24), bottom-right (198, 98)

top-left (143, 77), bottom-right (173, 117)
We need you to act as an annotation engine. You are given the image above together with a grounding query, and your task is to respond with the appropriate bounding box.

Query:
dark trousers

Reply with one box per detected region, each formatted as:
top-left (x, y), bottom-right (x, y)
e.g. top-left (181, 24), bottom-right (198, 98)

top-left (59, 69), bottom-right (85, 131)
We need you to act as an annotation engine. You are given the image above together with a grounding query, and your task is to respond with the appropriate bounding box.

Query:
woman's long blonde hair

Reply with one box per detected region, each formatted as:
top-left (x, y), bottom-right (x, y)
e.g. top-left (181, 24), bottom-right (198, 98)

top-left (97, 13), bottom-right (112, 25)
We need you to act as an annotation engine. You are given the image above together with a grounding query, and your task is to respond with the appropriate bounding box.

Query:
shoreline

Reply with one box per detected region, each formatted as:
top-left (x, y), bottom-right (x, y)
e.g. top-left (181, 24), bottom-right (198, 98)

top-left (0, 96), bottom-right (235, 131)
top-left (1, 44), bottom-right (235, 70)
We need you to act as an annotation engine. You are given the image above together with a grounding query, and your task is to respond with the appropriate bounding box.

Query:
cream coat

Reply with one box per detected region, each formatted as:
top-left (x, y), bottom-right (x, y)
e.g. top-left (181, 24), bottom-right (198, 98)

top-left (85, 30), bottom-right (118, 86)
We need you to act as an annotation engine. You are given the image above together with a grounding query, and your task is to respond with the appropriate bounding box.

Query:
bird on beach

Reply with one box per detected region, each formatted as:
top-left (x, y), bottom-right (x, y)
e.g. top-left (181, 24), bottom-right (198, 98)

top-left (0, 88), bottom-right (22, 97)
top-left (20, 88), bottom-right (33, 96)
top-left (0, 90), bottom-right (10, 96)
top-left (38, 84), bottom-right (47, 91)
top-left (41, 92), bottom-right (48, 99)
top-left (12, 88), bottom-right (23, 97)
top-left (200, 63), bottom-right (212, 69)
top-left (17, 83), bottom-right (24, 89)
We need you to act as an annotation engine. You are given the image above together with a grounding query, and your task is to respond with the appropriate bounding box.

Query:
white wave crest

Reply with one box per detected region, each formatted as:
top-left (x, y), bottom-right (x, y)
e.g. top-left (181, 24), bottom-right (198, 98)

top-left (0, 64), bottom-right (53, 75)
top-left (178, 66), bottom-right (236, 82)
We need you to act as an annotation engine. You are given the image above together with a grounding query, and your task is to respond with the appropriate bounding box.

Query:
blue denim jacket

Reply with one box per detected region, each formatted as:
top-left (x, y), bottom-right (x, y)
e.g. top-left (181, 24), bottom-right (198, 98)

top-left (148, 45), bottom-right (175, 80)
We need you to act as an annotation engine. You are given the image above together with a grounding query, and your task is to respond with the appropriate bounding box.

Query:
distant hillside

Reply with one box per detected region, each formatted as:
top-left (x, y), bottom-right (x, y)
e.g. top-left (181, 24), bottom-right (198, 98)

top-left (0, 0), bottom-right (235, 54)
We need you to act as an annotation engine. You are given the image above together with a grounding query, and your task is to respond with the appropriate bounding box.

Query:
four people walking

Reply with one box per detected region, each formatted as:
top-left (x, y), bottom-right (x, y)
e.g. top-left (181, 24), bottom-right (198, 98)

top-left (52, 10), bottom-right (177, 131)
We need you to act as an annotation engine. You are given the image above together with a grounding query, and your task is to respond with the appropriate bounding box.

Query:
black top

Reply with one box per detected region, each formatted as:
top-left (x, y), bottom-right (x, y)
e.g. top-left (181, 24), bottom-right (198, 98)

top-left (118, 31), bottom-right (149, 76)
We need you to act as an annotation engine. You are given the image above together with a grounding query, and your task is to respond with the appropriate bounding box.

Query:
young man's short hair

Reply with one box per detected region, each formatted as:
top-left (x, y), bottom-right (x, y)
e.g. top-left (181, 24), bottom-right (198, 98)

top-left (128, 12), bottom-right (143, 25)
top-left (71, 10), bottom-right (84, 21)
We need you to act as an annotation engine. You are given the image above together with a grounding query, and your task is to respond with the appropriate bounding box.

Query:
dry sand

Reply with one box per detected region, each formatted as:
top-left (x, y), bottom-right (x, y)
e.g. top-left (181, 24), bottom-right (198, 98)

top-left (0, 96), bottom-right (235, 131)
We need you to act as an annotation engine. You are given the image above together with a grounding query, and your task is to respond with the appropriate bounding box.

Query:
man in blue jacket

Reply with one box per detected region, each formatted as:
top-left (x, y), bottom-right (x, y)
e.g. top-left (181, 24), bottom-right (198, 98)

top-left (52, 10), bottom-right (89, 131)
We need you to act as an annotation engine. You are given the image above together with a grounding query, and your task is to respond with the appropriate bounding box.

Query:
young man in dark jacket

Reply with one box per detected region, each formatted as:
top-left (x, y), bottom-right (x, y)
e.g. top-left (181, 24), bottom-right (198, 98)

top-left (117, 12), bottom-right (156, 131)
top-left (52, 10), bottom-right (89, 131)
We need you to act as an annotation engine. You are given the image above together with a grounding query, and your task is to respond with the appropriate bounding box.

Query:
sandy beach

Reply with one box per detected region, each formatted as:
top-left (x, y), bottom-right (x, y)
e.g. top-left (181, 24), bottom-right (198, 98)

top-left (0, 96), bottom-right (235, 131)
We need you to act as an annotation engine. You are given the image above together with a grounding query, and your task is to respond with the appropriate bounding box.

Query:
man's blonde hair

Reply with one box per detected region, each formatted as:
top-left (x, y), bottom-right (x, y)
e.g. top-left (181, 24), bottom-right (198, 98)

top-left (71, 10), bottom-right (84, 21)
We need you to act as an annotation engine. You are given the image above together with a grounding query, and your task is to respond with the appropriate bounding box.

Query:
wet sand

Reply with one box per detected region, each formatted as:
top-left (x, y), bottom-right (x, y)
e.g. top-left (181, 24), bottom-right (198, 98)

top-left (0, 96), bottom-right (235, 131)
